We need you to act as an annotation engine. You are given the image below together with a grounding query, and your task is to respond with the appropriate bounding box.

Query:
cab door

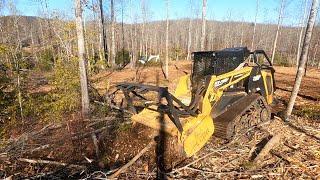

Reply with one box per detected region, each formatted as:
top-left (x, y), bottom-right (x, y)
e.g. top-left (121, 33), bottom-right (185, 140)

top-left (261, 70), bottom-right (274, 104)
top-left (254, 51), bottom-right (275, 105)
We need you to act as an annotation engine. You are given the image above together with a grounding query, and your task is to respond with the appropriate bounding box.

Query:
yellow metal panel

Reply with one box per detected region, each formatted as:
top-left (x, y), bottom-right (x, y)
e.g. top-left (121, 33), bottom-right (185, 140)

top-left (181, 115), bottom-right (214, 157)
top-left (131, 107), bottom-right (179, 136)
top-left (174, 74), bottom-right (191, 97)
top-left (261, 71), bottom-right (273, 104)
top-left (173, 74), bottom-right (192, 105)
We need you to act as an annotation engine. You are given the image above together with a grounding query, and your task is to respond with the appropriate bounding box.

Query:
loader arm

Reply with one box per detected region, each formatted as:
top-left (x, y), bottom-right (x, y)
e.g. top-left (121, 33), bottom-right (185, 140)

top-left (202, 66), bottom-right (253, 115)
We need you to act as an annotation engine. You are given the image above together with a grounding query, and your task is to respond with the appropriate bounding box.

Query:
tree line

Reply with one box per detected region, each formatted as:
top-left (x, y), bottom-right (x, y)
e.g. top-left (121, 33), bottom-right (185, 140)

top-left (0, 0), bottom-right (319, 69)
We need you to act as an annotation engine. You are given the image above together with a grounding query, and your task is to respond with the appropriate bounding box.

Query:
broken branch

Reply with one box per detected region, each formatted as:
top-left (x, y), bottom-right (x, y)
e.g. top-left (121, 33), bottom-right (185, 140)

top-left (18, 158), bottom-right (86, 169)
top-left (109, 140), bottom-right (155, 178)
top-left (253, 133), bottom-right (282, 163)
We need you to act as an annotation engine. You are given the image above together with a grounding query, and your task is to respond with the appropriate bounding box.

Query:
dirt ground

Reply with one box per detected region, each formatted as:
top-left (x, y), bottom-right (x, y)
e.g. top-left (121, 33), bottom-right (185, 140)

top-left (1, 61), bottom-right (319, 179)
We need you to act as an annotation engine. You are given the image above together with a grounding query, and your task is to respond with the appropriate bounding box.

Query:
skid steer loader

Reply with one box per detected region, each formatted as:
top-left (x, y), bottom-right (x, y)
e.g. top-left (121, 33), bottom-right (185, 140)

top-left (109, 47), bottom-right (275, 158)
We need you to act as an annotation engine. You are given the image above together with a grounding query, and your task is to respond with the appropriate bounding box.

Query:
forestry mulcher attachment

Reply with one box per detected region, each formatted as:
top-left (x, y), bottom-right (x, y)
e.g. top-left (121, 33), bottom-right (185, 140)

top-left (109, 47), bottom-right (275, 157)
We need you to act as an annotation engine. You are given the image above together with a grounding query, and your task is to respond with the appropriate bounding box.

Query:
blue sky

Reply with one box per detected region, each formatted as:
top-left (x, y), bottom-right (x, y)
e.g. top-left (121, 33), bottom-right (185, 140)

top-left (2, 0), bottom-right (318, 26)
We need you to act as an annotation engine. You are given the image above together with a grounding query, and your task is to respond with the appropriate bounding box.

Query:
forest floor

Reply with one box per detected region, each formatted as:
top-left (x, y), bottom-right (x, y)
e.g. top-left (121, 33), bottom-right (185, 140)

top-left (0, 61), bottom-right (319, 179)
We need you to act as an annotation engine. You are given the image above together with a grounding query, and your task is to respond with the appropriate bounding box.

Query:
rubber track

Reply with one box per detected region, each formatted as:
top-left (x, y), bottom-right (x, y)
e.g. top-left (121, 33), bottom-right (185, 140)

top-left (214, 94), bottom-right (270, 140)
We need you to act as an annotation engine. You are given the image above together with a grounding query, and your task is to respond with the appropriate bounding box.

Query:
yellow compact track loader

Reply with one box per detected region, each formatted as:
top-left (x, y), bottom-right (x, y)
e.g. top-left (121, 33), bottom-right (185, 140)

top-left (110, 47), bottom-right (275, 157)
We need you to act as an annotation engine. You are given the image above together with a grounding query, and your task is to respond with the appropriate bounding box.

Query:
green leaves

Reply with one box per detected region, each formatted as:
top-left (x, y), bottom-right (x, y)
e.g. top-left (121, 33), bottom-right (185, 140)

top-left (47, 58), bottom-right (81, 121)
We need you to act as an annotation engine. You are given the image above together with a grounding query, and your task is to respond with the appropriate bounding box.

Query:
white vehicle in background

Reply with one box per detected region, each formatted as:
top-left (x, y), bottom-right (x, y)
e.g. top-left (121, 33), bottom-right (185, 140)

top-left (138, 55), bottom-right (160, 64)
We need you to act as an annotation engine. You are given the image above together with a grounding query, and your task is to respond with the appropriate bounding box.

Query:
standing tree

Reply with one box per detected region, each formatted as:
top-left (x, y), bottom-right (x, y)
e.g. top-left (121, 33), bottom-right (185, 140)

top-left (251, 0), bottom-right (259, 50)
top-left (110, 0), bottom-right (116, 67)
top-left (98, 0), bottom-right (108, 64)
top-left (285, 0), bottom-right (319, 120)
top-left (271, 0), bottom-right (285, 63)
top-left (75, 0), bottom-right (90, 117)
top-left (140, 0), bottom-right (146, 57)
top-left (187, 0), bottom-right (193, 61)
top-left (296, 0), bottom-right (309, 66)
top-left (129, 0), bottom-right (136, 68)
top-left (10, 1), bottom-right (24, 121)
top-left (165, 0), bottom-right (169, 78)
top-left (0, 3), bottom-right (2, 43)
top-left (313, 39), bottom-right (319, 67)
top-left (200, 0), bottom-right (207, 51)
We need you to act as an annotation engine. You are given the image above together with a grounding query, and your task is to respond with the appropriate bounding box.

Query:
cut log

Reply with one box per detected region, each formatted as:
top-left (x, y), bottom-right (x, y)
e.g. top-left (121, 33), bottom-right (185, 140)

top-left (253, 134), bottom-right (282, 163)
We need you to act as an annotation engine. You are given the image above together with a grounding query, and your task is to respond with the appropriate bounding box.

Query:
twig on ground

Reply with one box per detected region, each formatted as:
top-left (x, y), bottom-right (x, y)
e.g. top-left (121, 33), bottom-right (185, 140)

top-left (171, 148), bottom-right (224, 173)
top-left (29, 171), bottom-right (55, 179)
top-left (270, 150), bottom-right (317, 177)
top-left (4, 123), bottom-right (53, 152)
top-left (72, 126), bottom-right (109, 140)
top-left (94, 100), bottom-right (134, 115)
top-left (91, 133), bottom-right (100, 158)
top-left (86, 117), bottom-right (114, 127)
top-left (108, 140), bottom-right (155, 179)
top-left (274, 115), bottom-right (320, 139)
top-left (30, 144), bottom-right (51, 153)
top-left (18, 158), bottom-right (86, 169)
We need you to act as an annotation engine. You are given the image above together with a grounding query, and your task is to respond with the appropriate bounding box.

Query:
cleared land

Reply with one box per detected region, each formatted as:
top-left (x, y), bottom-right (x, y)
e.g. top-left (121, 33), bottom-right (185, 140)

top-left (1, 62), bottom-right (319, 179)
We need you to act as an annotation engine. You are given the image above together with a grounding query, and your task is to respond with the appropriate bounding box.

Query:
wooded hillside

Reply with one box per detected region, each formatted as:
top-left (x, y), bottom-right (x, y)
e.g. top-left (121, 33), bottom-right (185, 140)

top-left (1, 15), bottom-right (319, 67)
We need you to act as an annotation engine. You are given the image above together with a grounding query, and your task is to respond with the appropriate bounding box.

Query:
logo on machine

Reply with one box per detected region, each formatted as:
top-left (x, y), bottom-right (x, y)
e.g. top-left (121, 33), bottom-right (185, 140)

top-left (253, 75), bottom-right (261, 81)
top-left (214, 78), bottom-right (229, 88)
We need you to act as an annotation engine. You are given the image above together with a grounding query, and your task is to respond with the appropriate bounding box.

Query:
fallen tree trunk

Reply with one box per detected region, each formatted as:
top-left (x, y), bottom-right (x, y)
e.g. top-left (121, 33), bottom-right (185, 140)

top-left (253, 133), bottom-right (282, 163)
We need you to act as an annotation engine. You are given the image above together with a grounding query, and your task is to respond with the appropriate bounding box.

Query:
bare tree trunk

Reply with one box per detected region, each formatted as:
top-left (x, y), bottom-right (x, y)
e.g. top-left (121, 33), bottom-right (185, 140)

top-left (240, 21), bottom-right (244, 45)
top-left (10, 2), bottom-right (24, 121)
top-left (38, 18), bottom-right (45, 46)
top-left (110, 0), bottom-right (116, 67)
top-left (99, 0), bottom-right (108, 64)
top-left (130, 0), bottom-right (135, 68)
top-left (134, 22), bottom-right (138, 63)
top-left (296, 0), bottom-right (309, 66)
top-left (313, 41), bottom-right (318, 66)
top-left (165, 0), bottom-right (169, 78)
top-left (200, 0), bottom-right (207, 51)
top-left (251, 0), bottom-right (259, 50)
top-left (84, 16), bottom-right (90, 61)
top-left (121, 0), bottom-right (125, 67)
top-left (42, 0), bottom-right (56, 65)
top-left (140, 0), bottom-right (146, 57)
top-left (285, 0), bottom-right (319, 120)
top-left (75, 0), bottom-right (90, 117)
top-left (195, 22), bottom-right (199, 50)
top-left (318, 48), bottom-right (320, 68)
top-left (145, 32), bottom-right (148, 57)
top-left (91, 43), bottom-right (95, 63)
top-left (271, 0), bottom-right (285, 64)
top-left (187, 18), bottom-right (192, 60)
top-left (304, 56), bottom-right (309, 76)
top-left (30, 24), bottom-right (39, 63)
top-left (139, 23), bottom-right (142, 56)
